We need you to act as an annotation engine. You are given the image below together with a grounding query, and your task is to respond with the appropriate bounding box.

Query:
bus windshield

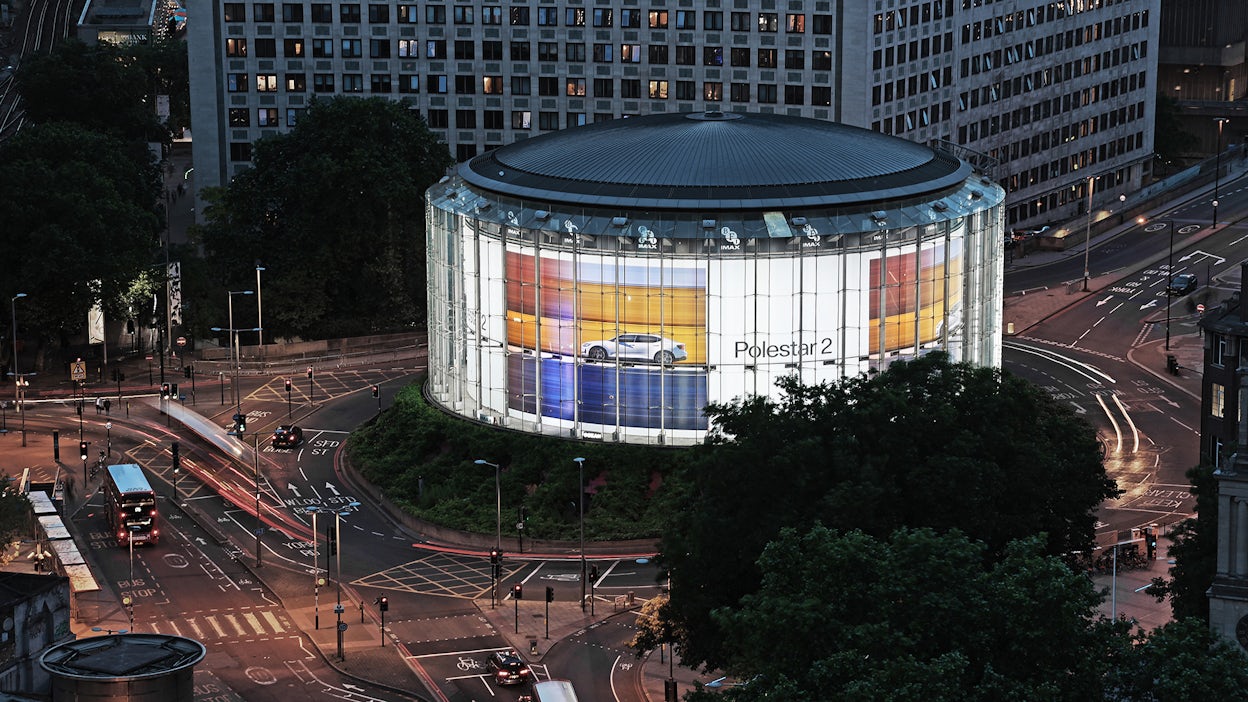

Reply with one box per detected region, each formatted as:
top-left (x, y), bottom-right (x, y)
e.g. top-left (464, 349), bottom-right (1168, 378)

top-left (104, 464), bottom-right (160, 545)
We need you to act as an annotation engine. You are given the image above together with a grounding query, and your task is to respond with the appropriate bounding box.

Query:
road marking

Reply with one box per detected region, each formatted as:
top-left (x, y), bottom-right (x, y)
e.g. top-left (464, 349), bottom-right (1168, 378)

top-left (261, 609), bottom-right (284, 633)
top-left (243, 611), bottom-right (265, 635)
top-left (187, 618), bottom-right (205, 639)
top-left (224, 614), bottom-right (247, 636)
top-left (205, 615), bottom-right (227, 637)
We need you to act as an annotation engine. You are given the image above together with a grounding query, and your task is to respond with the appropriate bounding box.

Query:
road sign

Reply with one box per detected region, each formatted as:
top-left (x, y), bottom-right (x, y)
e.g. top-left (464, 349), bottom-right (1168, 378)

top-left (70, 361), bottom-right (86, 382)
top-left (176, 336), bottom-right (187, 347)
top-left (338, 623), bottom-right (348, 632)
top-left (1197, 304), bottom-right (1206, 313)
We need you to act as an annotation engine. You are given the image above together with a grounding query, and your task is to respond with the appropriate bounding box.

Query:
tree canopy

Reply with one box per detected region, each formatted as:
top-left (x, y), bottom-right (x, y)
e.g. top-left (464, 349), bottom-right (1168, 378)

top-left (193, 96), bottom-right (454, 339)
top-left (655, 353), bottom-right (1119, 670)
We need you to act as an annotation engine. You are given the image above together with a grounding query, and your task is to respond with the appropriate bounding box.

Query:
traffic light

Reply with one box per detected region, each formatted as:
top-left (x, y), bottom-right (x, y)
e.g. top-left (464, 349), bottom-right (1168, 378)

top-left (171, 383), bottom-right (179, 398)
top-left (306, 366), bottom-right (313, 380)
top-left (1166, 354), bottom-right (1179, 376)
top-left (284, 378), bottom-right (291, 392)
top-left (513, 583), bottom-right (523, 600)
top-left (171, 442), bottom-right (180, 471)
top-left (79, 441), bottom-right (89, 461)
top-left (589, 564), bottom-right (599, 581)
top-left (1145, 528), bottom-right (1158, 560)
top-left (490, 548), bottom-right (501, 565)
top-left (231, 413), bottom-right (246, 435)
top-left (379, 596), bottom-right (388, 612)
top-left (160, 383), bottom-right (171, 398)
top-left (327, 523), bottom-right (338, 556)
top-left (545, 586), bottom-right (555, 603)
top-left (183, 365), bottom-right (191, 379)
top-left (371, 385), bottom-right (379, 398)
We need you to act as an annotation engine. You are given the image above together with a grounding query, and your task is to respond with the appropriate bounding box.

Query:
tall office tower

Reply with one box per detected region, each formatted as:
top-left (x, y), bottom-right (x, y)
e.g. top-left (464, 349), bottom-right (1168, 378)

top-left (189, 0), bottom-right (1158, 229)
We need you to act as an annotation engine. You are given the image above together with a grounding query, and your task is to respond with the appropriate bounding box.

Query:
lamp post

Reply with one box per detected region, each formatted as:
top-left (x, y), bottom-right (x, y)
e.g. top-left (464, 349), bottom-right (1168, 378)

top-left (1165, 218), bottom-right (1175, 350)
top-left (1118, 193), bottom-right (1126, 225)
top-left (1214, 117), bottom-right (1229, 226)
top-left (10, 293), bottom-right (27, 446)
top-left (105, 421), bottom-right (112, 457)
top-left (307, 505), bottom-right (321, 629)
top-left (574, 456), bottom-right (586, 611)
top-left (15, 377), bottom-right (28, 448)
top-left (334, 501), bottom-right (361, 661)
top-left (474, 459), bottom-right (502, 608)
top-left (126, 524), bottom-right (140, 630)
top-left (1082, 175), bottom-right (1094, 291)
top-left (255, 263), bottom-right (265, 360)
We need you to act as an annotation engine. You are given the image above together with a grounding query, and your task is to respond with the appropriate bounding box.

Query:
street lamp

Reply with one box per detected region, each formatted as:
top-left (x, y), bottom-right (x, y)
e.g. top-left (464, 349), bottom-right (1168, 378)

top-left (10, 293), bottom-right (27, 447)
top-left (1082, 175), bottom-right (1094, 291)
top-left (105, 421), bottom-right (112, 456)
top-left (126, 524), bottom-right (141, 630)
top-left (307, 505), bottom-right (322, 629)
top-left (574, 456), bottom-right (586, 611)
top-left (475, 459), bottom-right (502, 609)
top-left (334, 501), bottom-right (361, 661)
top-left (255, 263), bottom-right (265, 359)
top-left (1214, 117), bottom-right (1229, 226)
top-left (1118, 193), bottom-right (1127, 225)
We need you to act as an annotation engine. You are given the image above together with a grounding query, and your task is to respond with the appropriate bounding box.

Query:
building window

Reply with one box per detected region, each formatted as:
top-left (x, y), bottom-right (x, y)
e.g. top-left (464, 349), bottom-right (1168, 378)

top-left (258, 107), bottom-right (279, 126)
top-left (223, 3), bottom-right (245, 22)
top-left (483, 40), bottom-right (502, 60)
top-left (621, 79), bottom-right (640, 98)
top-left (398, 75), bottom-right (420, 93)
top-left (254, 38), bottom-right (276, 58)
top-left (812, 14), bottom-right (832, 34)
top-left (371, 39), bottom-right (391, 58)
top-left (313, 73), bottom-right (334, 92)
top-left (1212, 383), bottom-right (1226, 418)
top-left (704, 11), bottom-right (722, 30)
top-left (758, 13), bottom-right (777, 32)
top-left (484, 110), bottom-right (504, 129)
top-left (786, 13), bottom-right (804, 33)
top-left (283, 39), bottom-right (304, 57)
top-left (511, 75), bottom-right (531, 94)
top-left (649, 45), bottom-right (668, 64)
top-left (482, 6), bottom-right (502, 24)
top-left (704, 82), bottom-right (722, 101)
top-left (483, 75), bottom-right (504, 94)
top-left (538, 42), bottom-right (558, 61)
top-left (675, 10), bottom-right (695, 29)
top-left (512, 110), bottom-right (531, 129)
top-left (592, 8), bottom-right (612, 27)
top-left (593, 78), bottom-right (613, 97)
top-left (510, 42), bottom-right (530, 60)
top-left (256, 74), bottom-right (278, 92)
top-left (674, 80), bottom-right (695, 100)
top-left (340, 4), bottom-right (361, 23)
top-left (427, 74), bottom-right (448, 93)
top-left (812, 85), bottom-right (831, 105)
top-left (510, 6), bottom-right (529, 25)
top-left (342, 39), bottom-right (362, 58)
top-left (813, 50), bottom-right (832, 71)
top-left (287, 108), bottom-right (302, 127)
top-left (566, 77), bottom-right (586, 96)
top-left (455, 74), bottom-right (475, 93)
top-left (312, 39), bottom-right (332, 57)
top-left (620, 9), bottom-right (640, 28)
top-left (1213, 334), bottom-right (1229, 365)
top-left (453, 5), bottom-right (474, 23)
top-left (368, 4), bottom-right (389, 22)
top-left (730, 48), bottom-right (750, 67)
top-left (255, 4), bottom-right (276, 22)
top-left (649, 10), bottom-right (667, 28)
top-left (649, 80), bottom-right (668, 99)
top-left (282, 3), bottom-right (303, 21)
top-left (456, 109), bottom-right (476, 128)
top-left (537, 7), bottom-right (557, 25)
top-left (454, 40), bottom-right (474, 59)
top-left (675, 45), bottom-right (695, 65)
top-left (621, 44), bottom-right (641, 63)
top-left (784, 84), bottom-right (804, 104)
top-left (757, 49), bottom-right (776, 68)
top-left (730, 12), bottom-right (750, 32)
top-left (229, 108), bottom-right (250, 126)
top-left (758, 84), bottom-right (777, 103)
top-left (565, 7), bottom-right (584, 26)
top-left (343, 74), bottom-right (363, 92)
top-left (229, 143), bottom-right (252, 161)
top-left (539, 111), bottom-right (559, 130)
top-left (371, 74), bottom-right (392, 93)
top-left (227, 73), bottom-right (248, 92)
top-left (426, 5), bottom-right (446, 23)
top-left (456, 143), bottom-right (477, 161)
top-left (426, 40), bottom-right (446, 58)
top-left (566, 43), bottom-right (586, 62)
top-left (398, 5), bottom-right (418, 23)
top-left (785, 50), bottom-right (804, 69)
top-left (398, 39), bottom-right (418, 57)
top-left (703, 46), bottom-right (722, 66)
top-left (538, 76), bottom-right (558, 95)
top-left (226, 38), bottom-right (247, 57)
top-left (567, 112), bottom-right (586, 126)
top-left (427, 109), bottom-right (448, 128)
top-left (286, 73), bottom-right (306, 91)
top-left (730, 83), bottom-right (749, 101)
top-left (593, 44), bottom-right (613, 62)
top-left (311, 3), bottom-right (332, 22)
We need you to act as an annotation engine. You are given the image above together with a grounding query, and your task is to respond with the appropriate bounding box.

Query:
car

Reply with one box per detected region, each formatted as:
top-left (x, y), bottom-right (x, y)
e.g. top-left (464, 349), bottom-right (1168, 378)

top-left (1167, 273), bottom-right (1198, 296)
top-left (272, 424), bottom-right (304, 448)
top-left (580, 334), bottom-right (688, 365)
top-left (485, 649), bottom-right (532, 686)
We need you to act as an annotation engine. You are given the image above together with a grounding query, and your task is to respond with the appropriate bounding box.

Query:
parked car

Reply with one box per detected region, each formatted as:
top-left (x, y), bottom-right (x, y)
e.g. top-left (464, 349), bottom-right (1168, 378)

top-left (580, 334), bottom-right (688, 365)
top-left (1167, 273), bottom-right (1198, 296)
top-left (486, 649), bottom-right (532, 686)
top-left (272, 424), bottom-right (304, 448)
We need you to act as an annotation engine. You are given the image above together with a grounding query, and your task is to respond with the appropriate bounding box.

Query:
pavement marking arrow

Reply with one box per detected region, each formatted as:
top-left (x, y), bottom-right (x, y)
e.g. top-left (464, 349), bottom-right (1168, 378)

top-left (325, 482), bottom-right (340, 496)
top-left (1158, 395), bottom-right (1180, 409)
top-left (1178, 250), bottom-right (1226, 265)
top-left (1140, 300), bottom-right (1159, 310)
top-left (1096, 296), bottom-right (1113, 306)
top-left (1069, 402), bottom-right (1087, 415)
top-left (288, 484), bottom-right (301, 498)
top-left (342, 684), bottom-right (364, 692)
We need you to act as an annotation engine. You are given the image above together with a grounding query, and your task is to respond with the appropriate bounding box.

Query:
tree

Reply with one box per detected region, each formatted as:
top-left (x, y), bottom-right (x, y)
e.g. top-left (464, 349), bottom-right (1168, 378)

top-left (194, 97), bottom-right (453, 339)
top-left (683, 526), bottom-right (1248, 702)
top-left (0, 122), bottom-right (163, 367)
top-left (0, 476), bottom-right (31, 559)
top-left (1145, 462), bottom-right (1219, 621)
top-left (1152, 94), bottom-right (1198, 172)
top-left (656, 353), bottom-right (1119, 670)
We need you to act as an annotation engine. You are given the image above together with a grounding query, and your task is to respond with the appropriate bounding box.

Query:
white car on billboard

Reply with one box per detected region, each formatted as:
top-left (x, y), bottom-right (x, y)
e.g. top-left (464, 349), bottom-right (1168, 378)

top-left (580, 334), bottom-right (688, 365)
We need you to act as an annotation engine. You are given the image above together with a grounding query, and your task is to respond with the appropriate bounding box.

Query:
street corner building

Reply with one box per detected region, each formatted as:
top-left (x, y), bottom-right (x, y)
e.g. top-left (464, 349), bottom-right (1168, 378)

top-left (425, 111), bottom-right (1006, 446)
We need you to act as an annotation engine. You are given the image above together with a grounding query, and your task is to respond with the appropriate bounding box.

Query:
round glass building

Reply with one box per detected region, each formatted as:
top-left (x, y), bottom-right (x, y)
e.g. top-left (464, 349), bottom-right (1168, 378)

top-left (426, 111), bottom-right (1005, 446)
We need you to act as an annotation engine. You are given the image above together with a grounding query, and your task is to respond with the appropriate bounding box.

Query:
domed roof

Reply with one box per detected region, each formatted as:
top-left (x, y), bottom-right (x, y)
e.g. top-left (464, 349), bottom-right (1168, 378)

top-left (459, 111), bottom-right (972, 211)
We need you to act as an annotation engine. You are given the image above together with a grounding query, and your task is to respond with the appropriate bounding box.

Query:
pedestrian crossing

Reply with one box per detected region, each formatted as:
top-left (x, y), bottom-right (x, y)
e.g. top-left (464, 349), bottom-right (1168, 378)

top-left (143, 607), bottom-right (295, 642)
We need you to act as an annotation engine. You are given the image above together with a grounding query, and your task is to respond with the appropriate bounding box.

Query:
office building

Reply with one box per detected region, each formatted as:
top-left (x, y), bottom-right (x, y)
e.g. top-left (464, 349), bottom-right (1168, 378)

top-left (188, 0), bottom-right (1158, 230)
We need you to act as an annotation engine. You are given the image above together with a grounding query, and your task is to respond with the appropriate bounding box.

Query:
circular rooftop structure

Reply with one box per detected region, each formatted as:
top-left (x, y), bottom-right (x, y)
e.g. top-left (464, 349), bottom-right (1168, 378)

top-left (460, 111), bottom-right (972, 210)
top-left (41, 633), bottom-right (206, 700)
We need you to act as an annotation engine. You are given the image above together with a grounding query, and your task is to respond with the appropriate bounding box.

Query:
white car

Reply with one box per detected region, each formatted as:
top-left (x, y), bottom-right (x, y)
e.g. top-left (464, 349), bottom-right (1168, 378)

top-left (580, 334), bottom-right (688, 365)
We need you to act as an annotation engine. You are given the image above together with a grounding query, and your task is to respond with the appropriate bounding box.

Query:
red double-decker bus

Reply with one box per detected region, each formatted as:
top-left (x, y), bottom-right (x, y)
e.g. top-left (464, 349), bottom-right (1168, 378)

top-left (103, 464), bottom-right (160, 545)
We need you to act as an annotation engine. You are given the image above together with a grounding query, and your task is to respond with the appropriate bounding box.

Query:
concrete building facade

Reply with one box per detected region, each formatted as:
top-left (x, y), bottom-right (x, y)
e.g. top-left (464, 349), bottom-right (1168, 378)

top-left (187, 0), bottom-right (1158, 231)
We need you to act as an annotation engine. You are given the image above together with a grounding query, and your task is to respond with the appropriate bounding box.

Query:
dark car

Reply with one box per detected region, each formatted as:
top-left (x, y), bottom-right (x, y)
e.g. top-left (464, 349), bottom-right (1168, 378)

top-left (486, 650), bottom-right (532, 686)
top-left (1167, 273), bottom-right (1198, 296)
top-left (272, 424), bottom-right (304, 449)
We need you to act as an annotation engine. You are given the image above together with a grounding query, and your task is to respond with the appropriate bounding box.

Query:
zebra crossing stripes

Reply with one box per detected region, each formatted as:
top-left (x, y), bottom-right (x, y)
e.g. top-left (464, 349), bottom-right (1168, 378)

top-left (145, 608), bottom-right (295, 642)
